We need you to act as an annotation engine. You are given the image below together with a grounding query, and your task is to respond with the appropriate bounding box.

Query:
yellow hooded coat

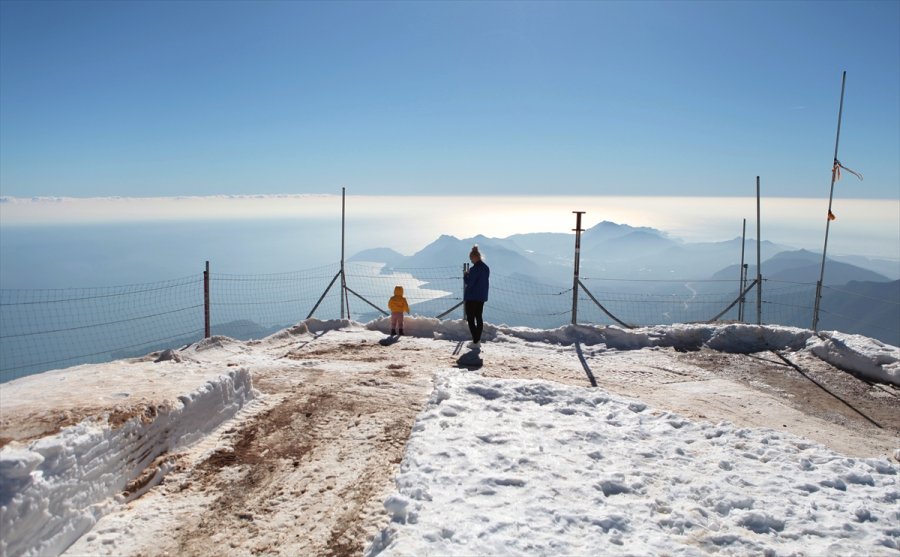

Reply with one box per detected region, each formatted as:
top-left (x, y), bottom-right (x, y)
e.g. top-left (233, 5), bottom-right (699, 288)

top-left (388, 286), bottom-right (410, 313)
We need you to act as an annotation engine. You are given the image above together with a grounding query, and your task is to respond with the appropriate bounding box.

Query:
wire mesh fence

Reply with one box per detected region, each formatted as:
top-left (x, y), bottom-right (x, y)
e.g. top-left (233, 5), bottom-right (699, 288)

top-left (577, 277), bottom-right (760, 327)
top-left (209, 264), bottom-right (344, 338)
top-left (1, 276), bottom-right (203, 382)
top-left (1, 263), bottom-right (897, 383)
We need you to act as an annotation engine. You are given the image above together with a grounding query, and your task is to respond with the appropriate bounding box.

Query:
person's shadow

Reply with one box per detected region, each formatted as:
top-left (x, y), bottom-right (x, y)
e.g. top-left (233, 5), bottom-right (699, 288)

top-left (455, 347), bottom-right (483, 370)
top-left (378, 335), bottom-right (399, 346)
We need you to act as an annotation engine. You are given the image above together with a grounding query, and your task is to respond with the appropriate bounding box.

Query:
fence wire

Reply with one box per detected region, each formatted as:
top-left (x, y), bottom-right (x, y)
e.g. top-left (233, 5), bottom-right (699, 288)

top-left (1, 264), bottom-right (897, 383)
top-left (1, 276), bottom-right (203, 382)
top-left (579, 278), bottom-right (757, 326)
top-left (210, 264), bottom-right (343, 339)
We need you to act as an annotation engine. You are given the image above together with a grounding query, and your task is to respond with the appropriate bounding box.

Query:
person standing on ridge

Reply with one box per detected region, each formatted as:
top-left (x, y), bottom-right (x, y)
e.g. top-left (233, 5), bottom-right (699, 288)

top-left (464, 245), bottom-right (490, 348)
top-left (388, 285), bottom-right (410, 336)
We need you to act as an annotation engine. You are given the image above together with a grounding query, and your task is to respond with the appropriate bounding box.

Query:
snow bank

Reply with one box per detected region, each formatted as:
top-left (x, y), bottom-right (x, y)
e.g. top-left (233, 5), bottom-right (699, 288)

top-left (367, 318), bottom-right (815, 352)
top-left (366, 371), bottom-right (900, 556)
top-left (366, 317), bottom-right (899, 385)
top-left (810, 331), bottom-right (900, 386)
top-left (0, 368), bottom-right (255, 557)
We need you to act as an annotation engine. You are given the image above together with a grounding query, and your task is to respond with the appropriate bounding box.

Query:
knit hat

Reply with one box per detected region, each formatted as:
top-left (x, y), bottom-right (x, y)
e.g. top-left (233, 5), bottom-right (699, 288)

top-left (469, 245), bottom-right (482, 260)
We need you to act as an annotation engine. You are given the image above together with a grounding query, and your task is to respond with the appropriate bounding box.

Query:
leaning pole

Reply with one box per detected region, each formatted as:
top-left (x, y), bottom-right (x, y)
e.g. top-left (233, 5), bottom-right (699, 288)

top-left (571, 211), bottom-right (586, 325)
top-left (756, 177), bottom-right (762, 326)
top-left (812, 71), bottom-right (847, 332)
top-left (340, 186), bottom-right (349, 319)
top-left (738, 218), bottom-right (747, 322)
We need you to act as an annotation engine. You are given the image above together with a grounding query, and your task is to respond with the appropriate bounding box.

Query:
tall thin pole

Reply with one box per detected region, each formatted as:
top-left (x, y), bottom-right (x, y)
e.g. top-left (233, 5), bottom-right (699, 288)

top-left (738, 218), bottom-right (747, 322)
top-left (463, 263), bottom-right (469, 320)
top-left (203, 260), bottom-right (210, 338)
top-left (756, 177), bottom-right (762, 326)
top-left (571, 211), bottom-right (585, 325)
top-left (340, 187), bottom-right (348, 319)
top-left (813, 71), bottom-right (847, 331)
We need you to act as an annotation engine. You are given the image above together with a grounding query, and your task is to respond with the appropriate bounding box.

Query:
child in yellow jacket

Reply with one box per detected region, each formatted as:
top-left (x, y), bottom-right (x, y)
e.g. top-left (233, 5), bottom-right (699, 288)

top-left (388, 285), bottom-right (410, 336)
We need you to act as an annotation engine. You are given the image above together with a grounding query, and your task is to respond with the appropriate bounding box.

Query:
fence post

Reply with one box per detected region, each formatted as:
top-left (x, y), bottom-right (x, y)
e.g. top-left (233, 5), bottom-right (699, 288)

top-left (463, 263), bottom-right (469, 320)
top-left (571, 211), bottom-right (585, 325)
top-left (340, 187), bottom-right (347, 319)
top-left (204, 261), bottom-right (210, 339)
top-left (756, 177), bottom-right (762, 325)
top-left (738, 218), bottom-right (747, 322)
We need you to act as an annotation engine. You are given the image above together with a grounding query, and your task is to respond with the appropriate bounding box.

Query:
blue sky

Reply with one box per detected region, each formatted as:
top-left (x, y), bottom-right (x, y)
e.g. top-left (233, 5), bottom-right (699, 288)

top-left (1, 0), bottom-right (898, 199)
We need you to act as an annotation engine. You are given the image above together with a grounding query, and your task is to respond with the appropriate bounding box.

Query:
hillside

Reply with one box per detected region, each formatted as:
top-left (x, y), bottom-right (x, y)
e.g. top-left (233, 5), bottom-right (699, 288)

top-left (348, 230), bottom-right (899, 345)
top-left (349, 221), bottom-right (794, 283)
top-left (350, 221), bottom-right (894, 285)
top-left (1, 320), bottom-right (898, 556)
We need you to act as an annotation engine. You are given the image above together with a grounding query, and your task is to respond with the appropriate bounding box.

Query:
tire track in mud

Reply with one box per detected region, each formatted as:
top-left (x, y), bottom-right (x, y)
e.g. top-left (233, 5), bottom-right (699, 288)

top-left (155, 338), bottom-right (437, 557)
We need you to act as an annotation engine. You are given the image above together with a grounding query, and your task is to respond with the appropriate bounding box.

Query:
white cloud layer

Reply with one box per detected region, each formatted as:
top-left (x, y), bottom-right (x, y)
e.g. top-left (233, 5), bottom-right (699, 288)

top-left (1, 194), bottom-right (897, 260)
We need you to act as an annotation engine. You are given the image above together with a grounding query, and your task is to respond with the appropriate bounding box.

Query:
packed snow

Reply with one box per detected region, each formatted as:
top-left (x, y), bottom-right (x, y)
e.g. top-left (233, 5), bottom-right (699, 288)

top-left (1, 319), bottom-right (898, 556)
top-left (367, 370), bottom-right (898, 555)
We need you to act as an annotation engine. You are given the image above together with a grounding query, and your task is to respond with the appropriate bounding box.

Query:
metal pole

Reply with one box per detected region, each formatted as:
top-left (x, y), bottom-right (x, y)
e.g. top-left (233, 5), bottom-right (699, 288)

top-left (345, 285), bottom-right (390, 315)
top-left (463, 263), bottom-right (469, 321)
top-left (738, 218), bottom-right (746, 322)
top-left (708, 278), bottom-right (759, 324)
top-left (813, 71), bottom-right (847, 332)
top-left (203, 260), bottom-right (210, 339)
top-left (436, 300), bottom-right (465, 320)
top-left (307, 271), bottom-right (342, 319)
top-left (756, 177), bottom-right (762, 325)
top-left (571, 211), bottom-right (585, 325)
top-left (340, 187), bottom-right (348, 319)
top-left (578, 278), bottom-right (631, 329)
top-left (740, 264), bottom-right (748, 321)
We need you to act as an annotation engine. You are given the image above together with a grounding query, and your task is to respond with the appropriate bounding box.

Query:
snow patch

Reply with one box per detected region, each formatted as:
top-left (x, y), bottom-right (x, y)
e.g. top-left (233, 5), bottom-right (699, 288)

top-left (366, 370), bottom-right (900, 556)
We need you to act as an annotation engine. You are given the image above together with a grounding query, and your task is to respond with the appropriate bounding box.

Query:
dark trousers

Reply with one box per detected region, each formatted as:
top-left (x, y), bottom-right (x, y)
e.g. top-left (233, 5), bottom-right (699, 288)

top-left (465, 301), bottom-right (485, 343)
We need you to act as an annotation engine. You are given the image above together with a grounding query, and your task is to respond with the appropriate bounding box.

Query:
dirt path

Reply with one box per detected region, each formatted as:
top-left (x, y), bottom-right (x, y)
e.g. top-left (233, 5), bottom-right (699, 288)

top-left (148, 334), bottom-right (437, 557)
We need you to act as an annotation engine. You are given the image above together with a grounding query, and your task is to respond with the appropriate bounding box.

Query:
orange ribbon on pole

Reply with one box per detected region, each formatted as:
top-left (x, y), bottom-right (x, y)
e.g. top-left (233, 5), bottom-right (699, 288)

top-left (833, 159), bottom-right (863, 182)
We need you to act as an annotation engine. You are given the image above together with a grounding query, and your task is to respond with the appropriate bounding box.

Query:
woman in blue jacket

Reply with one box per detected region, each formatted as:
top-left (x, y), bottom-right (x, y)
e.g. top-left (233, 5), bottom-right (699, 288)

top-left (464, 245), bottom-right (490, 347)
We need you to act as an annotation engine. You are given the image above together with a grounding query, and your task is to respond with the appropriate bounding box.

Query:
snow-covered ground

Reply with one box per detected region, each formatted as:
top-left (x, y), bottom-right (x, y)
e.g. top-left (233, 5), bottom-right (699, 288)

top-left (369, 370), bottom-right (898, 555)
top-left (1, 319), bottom-right (898, 556)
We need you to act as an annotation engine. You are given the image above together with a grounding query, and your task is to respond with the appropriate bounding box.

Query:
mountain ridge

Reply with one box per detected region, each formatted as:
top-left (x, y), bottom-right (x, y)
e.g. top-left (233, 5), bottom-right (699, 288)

top-left (348, 222), bottom-right (898, 345)
top-left (350, 221), bottom-right (894, 283)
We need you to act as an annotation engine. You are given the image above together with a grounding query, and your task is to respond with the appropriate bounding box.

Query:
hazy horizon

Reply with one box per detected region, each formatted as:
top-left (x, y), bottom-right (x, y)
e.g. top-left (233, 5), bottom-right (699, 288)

top-left (1, 194), bottom-right (897, 290)
top-left (2, 193), bottom-right (898, 253)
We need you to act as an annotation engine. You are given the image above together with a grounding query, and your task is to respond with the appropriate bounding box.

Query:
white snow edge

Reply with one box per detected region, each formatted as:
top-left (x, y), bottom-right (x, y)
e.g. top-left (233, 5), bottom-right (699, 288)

top-left (366, 317), bottom-right (900, 386)
top-left (0, 368), bottom-right (255, 557)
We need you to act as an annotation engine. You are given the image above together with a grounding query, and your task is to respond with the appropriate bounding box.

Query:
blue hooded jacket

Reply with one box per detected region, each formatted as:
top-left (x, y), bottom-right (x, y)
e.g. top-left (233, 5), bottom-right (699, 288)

top-left (464, 260), bottom-right (490, 302)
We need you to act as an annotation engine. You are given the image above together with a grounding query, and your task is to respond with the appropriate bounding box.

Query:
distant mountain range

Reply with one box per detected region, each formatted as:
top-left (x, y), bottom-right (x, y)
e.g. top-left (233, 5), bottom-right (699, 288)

top-left (816, 280), bottom-right (900, 344)
top-left (350, 221), bottom-right (899, 346)
top-left (352, 221), bottom-right (896, 284)
top-left (712, 249), bottom-right (892, 284)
